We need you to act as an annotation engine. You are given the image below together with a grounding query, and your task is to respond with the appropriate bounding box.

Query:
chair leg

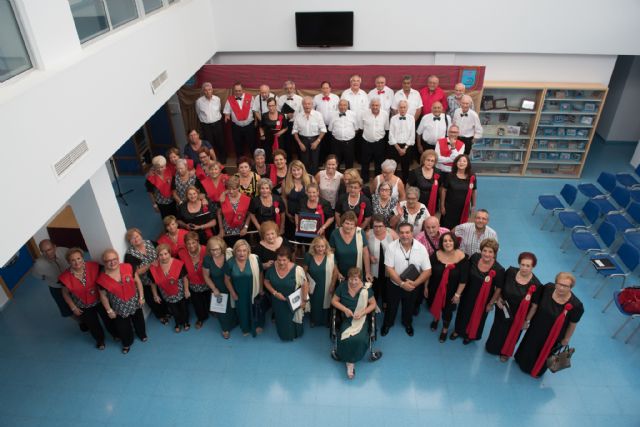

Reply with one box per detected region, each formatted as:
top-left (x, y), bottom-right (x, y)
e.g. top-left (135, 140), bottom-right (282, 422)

top-left (625, 322), bottom-right (640, 344)
top-left (572, 253), bottom-right (586, 272)
top-left (560, 233), bottom-right (571, 250)
top-left (602, 296), bottom-right (615, 313)
top-left (612, 317), bottom-right (632, 338)
top-left (550, 217), bottom-right (560, 232)
top-left (540, 212), bottom-right (553, 230)
top-left (532, 202), bottom-right (540, 216)
top-left (593, 277), bottom-right (608, 298)
top-left (580, 261), bottom-right (592, 278)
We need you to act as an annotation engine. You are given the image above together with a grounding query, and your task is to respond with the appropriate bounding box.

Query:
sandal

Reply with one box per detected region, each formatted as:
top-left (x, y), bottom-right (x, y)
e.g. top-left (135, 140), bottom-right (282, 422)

top-left (222, 331), bottom-right (230, 339)
top-left (449, 332), bottom-right (459, 341)
top-left (141, 336), bottom-right (148, 342)
top-left (255, 327), bottom-right (263, 335)
top-left (439, 330), bottom-right (447, 343)
top-left (430, 321), bottom-right (438, 331)
top-left (499, 355), bottom-right (509, 363)
top-left (160, 317), bottom-right (169, 325)
top-left (184, 323), bottom-right (191, 331)
top-left (96, 343), bottom-right (105, 350)
top-left (346, 364), bottom-right (355, 380)
top-left (121, 347), bottom-right (130, 354)
top-left (195, 320), bottom-right (203, 329)
top-left (174, 326), bottom-right (181, 333)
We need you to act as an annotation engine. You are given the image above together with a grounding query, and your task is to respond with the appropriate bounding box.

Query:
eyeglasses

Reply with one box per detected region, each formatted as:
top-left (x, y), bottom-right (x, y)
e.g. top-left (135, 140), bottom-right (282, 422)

top-left (555, 282), bottom-right (572, 289)
top-left (373, 224), bottom-right (385, 228)
top-left (104, 259), bottom-right (119, 263)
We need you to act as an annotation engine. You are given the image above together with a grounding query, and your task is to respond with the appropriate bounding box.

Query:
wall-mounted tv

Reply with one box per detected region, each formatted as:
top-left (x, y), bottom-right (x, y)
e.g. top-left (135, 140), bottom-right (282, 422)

top-left (295, 12), bottom-right (353, 47)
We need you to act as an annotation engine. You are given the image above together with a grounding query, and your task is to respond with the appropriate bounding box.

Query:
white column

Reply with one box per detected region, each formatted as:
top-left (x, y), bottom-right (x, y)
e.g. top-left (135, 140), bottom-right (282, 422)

top-left (69, 163), bottom-right (128, 261)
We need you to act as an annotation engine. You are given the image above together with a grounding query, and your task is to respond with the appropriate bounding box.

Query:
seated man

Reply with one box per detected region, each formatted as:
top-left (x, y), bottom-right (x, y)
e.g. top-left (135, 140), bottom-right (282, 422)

top-left (453, 209), bottom-right (498, 257)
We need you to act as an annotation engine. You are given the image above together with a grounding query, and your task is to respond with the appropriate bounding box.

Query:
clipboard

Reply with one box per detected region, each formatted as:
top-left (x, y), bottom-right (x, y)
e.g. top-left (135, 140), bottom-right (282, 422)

top-left (209, 293), bottom-right (228, 313)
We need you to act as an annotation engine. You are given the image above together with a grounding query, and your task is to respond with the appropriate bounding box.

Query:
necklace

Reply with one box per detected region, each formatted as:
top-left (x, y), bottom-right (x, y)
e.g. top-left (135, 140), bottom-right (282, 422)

top-left (348, 194), bottom-right (360, 209)
top-left (400, 241), bottom-right (413, 262)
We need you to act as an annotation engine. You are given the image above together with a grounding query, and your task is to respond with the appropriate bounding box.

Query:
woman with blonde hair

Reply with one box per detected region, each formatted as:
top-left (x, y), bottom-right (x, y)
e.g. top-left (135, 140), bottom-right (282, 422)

top-left (303, 236), bottom-right (338, 327)
top-left (203, 237), bottom-right (237, 339)
top-left (217, 176), bottom-right (252, 246)
top-left (149, 243), bottom-right (190, 333)
top-left (282, 160), bottom-right (313, 238)
top-left (253, 221), bottom-right (290, 271)
top-left (178, 232), bottom-right (210, 329)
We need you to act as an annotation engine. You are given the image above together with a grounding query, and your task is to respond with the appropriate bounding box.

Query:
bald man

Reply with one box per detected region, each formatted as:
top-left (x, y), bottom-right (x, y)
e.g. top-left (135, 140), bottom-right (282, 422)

top-left (252, 84), bottom-right (275, 123)
top-left (447, 82), bottom-right (475, 116)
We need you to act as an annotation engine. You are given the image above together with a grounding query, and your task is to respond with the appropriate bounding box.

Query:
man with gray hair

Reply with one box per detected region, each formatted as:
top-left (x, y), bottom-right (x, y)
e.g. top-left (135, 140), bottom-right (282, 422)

top-left (341, 74), bottom-right (369, 116)
top-left (368, 75), bottom-right (394, 114)
top-left (277, 80), bottom-right (303, 157)
top-left (388, 100), bottom-right (416, 181)
top-left (292, 96), bottom-right (326, 174)
top-left (447, 82), bottom-right (475, 116)
top-left (329, 99), bottom-right (358, 169)
top-left (359, 99), bottom-right (389, 183)
top-left (195, 82), bottom-right (225, 163)
top-left (453, 209), bottom-right (498, 256)
top-left (252, 84), bottom-right (275, 123)
top-left (452, 94), bottom-right (483, 155)
top-left (392, 75), bottom-right (423, 121)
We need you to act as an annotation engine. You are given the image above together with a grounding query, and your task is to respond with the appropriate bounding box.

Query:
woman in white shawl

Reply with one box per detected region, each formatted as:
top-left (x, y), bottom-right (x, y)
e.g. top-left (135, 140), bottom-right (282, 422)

top-left (331, 267), bottom-right (377, 379)
top-left (303, 236), bottom-right (338, 327)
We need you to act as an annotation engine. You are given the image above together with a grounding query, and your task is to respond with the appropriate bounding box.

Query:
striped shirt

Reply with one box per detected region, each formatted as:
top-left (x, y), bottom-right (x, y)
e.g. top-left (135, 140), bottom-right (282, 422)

top-left (454, 222), bottom-right (498, 256)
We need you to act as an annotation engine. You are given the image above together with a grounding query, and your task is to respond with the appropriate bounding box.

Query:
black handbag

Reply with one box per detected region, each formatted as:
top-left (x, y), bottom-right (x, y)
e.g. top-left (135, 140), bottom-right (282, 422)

top-left (399, 264), bottom-right (420, 282)
top-left (546, 345), bottom-right (575, 373)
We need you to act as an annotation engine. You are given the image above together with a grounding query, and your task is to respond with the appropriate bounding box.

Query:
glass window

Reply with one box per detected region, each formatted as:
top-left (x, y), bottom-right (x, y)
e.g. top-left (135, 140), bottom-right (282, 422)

top-left (104, 0), bottom-right (138, 28)
top-left (0, 0), bottom-right (33, 83)
top-left (69, 0), bottom-right (109, 43)
top-left (142, 0), bottom-right (163, 14)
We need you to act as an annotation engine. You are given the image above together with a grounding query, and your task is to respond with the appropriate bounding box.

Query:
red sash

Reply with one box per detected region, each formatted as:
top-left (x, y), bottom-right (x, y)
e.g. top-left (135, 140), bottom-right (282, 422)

top-left (96, 263), bottom-right (137, 301)
top-left (269, 164), bottom-right (278, 186)
top-left (273, 200), bottom-right (281, 227)
top-left (430, 264), bottom-right (455, 321)
top-left (228, 94), bottom-right (252, 121)
top-left (438, 138), bottom-right (464, 167)
top-left (200, 202), bottom-right (214, 239)
top-left (428, 173), bottom-right (439, 215)
top-left (149, 259), bottom-right (184, 297)
top-left (178, 246), bottom-right (206, 285)
top-left (316, 203), bottom-right (325, 226)
top-left (221, 194), bottom-right (251, 229)
top-left (501, 284), bottom-right (537, 358)
top-left (460, 175), bottom-right (476, 224)
top-left (195, 165), bottom-right (207, 181)
top-left (58, 262), bottom-right (100, 306)
top-left (357, 202), bottom-right (366, 226)
top-left (147, 169), bottom-right (173, 198)
top-left (158, 229), bottom-right (188, 257)
top-left (167, 159), bottom-right (194, 177)
top-left (466, 269), bottom-right (496, 339)
top-left (273, 114), bottom-right (284, 150)
top-left (531, 302), bottom-right (573, 378)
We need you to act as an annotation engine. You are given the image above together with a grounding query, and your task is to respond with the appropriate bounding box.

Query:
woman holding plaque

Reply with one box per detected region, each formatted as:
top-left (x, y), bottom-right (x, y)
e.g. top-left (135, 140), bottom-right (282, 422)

top-left (178, 232), bottom-right (210, 329)
top-left (283, 160), bottom-right (313, 239)
top-left (264, 245), bottom-right (307, 341)
top-left (440, 154), bottom-right (476, 229)
top-left (203, 237), bottom-right (237, 339)
top-left (294, 182), bottom-right (335, 242)
top-left (249, 178), bottom-right (285, 233)
top-left (303, 236), bottom-right (338, 327)
top-left (254, 221), bottom-right (291, 271)
top-left (149, 244), bottom-right (190, 333)
top-left (217, 176), bottom-right (252, 247)
top-left (451, 238), bottom-right (505, 344)
top-left (331, 267), bottom-right (378, 379)
top-left (224, 239), bottom-right (264, 336)
top-left (486, 252), bottom-right (542, 361)
top-left (329, 211), bottom-right (373, 283)
top-left (408, 150), bottom-right (441, 211)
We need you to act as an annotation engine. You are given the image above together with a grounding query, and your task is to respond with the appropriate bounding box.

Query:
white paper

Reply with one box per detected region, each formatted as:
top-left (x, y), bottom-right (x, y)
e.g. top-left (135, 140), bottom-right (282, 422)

top-left (502, 304), bottom-right (510, 319)
top-left (288, 288), bottom-right (302, 312)
top-left (209, 293), bottom-right (228, 313)
top-left (308, 276), bottom-right (316, 295)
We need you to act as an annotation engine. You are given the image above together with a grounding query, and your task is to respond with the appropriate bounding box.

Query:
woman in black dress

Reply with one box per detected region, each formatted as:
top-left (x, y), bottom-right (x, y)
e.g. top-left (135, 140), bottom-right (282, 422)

top-left (294, 182), bottom-right (335, 242)
top-left (440, 154), bottom-right (476, 229)
top-left (335, 177), bottom-right (373, 229)
top-left (177, 186), bottom-right (217, 245)
top-left (408, 149), bottom-right (442, 215)
top-left (486, 252), bottom-right (542, 361)
top-left (253, 149), bottom-right (269, 179)
top-left (259, 98), bottom-right (288, 162)
top-left (271, 149), bottom-right (288, 195)
top-left (249, 178), bottom-right (285, 233)
top-left (283, 160), bottom-right (313, 239)
top-left (515, 272), bottom-right (584, 378)
top-left (452, 238), bottom-right (505, 344)
top-left (253, 221), bottom-right (291, 272)
top-left (426, 232), bottom-right (468, 342)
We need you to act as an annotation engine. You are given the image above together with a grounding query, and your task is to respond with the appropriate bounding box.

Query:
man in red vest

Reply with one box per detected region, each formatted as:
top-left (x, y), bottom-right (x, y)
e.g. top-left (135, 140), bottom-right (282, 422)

top-left (419, 75), bottom-right (448, 117)
top-left (223, 82), bottom-right (256, 159)
top-left (435, 125), bottom-right (465, 174)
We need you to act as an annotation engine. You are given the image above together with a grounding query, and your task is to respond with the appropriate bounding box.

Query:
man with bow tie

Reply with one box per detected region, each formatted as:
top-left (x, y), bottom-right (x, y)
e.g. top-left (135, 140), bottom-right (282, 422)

top-left (329, 99), bottom-right (358, 169)
top-left (195, 82), bottom-right (226, 164)
top-left (435, 125), bottom-right (465, 173)
top-left (389, 100), bottom-right (416, 181)
top-left (313, 81), bottom-right (340, 164)
top-left (292, 97), bottom-right (326, 174)
top-left (368, 75), bottom-right (394, 114)
top-left (452, 95), bottom-right (483, 155)
top-left (391, 75), bottom-right (423, 122)
top-left (252, 84), bottom-right (276, 124)
top-left (359, 99), bottom-right (389, 183)
top-left (277, 80), bottom-right (303, 158)
top-left (223, 82), bottom-right (256, 158)
top-left (416, 101), bottom-right (451, 153)
top-left (447, 82), bottom-right (475, 116)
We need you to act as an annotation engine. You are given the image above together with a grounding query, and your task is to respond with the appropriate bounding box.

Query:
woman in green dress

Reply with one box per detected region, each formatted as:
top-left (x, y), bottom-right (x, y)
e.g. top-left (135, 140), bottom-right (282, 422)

top-left (329, 211), bottom-right (373, 282)
top-left (264, 245), bottom-right (308, 341)
top-left (332, 267), bottom-right (378, 379)
top-left (303, 236), bottom-right (338, 327)
top-left (203, 236), bottom-right (237, 339)
top-left (224, 239), bottom-right (264, 336)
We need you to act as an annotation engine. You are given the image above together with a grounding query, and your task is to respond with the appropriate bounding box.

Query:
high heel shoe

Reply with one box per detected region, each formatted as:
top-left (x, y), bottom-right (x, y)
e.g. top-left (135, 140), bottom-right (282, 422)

top-left (439, 331), bottom-right (447, 343)
top-left (430, 321), bottom-right (438, 331)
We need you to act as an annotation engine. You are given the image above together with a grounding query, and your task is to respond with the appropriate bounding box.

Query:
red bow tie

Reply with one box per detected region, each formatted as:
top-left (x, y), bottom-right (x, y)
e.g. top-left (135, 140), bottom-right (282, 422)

top-left (377, 90), bottom-right (385, 94)
top-left (322, 96), bottom-right (330, 101)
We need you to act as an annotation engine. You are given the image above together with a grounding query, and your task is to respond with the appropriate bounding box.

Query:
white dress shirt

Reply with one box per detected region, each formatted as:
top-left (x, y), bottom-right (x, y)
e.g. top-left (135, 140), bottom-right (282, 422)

top-left (447, 95), bottom-right (475, 116)
top-left (223, 93), bottom-right (254, 126)
top-left (368, 86), bottom-right (395, 113)
top-left (329, 110), bottom-right (358, 141)
top-left (452, 109), bottom-right (483, 139)
top-left (392, 89), bottom-right (423, 117)
top-left (384, 239), bottom-right (431, 286)
top-left (313, 93), bottom-right (340, 125)
top-left (196, 95), bottom-right (222, 124)
top-left (277, 94), bottom-right (303, 122)
top-left (360, 110), bottom-right (389, 143)
top-left (341, 89), bottom-right (370, 115)
top-left (389, 114), bottom-right (416, 146)
top-left (251, 93), bottom-right (276, 116)
top-left (417, 113), bottom-right (451, 146)
top-left (292, 110), bottom-right (327, 137)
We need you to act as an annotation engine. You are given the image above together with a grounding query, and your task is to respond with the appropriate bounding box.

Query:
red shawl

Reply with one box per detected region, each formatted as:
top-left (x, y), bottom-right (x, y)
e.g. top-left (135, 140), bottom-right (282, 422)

top-left (96, 263), bottom-right (137, 301)
top-left (466, 269), bottom-right (496, 339)
top-left (58, 261), bottom-right (100, 306)
top-left (501, 284), bottom-right (537, 358)
top-left (221, 194), bottom-right (251, 229)
top-left (149, 259), bottom-right (184, 297)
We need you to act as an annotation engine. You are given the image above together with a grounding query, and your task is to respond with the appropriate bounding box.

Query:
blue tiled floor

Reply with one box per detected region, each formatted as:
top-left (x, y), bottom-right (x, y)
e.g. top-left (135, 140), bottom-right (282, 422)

top-left (1, 138), bottom-right (639, 427)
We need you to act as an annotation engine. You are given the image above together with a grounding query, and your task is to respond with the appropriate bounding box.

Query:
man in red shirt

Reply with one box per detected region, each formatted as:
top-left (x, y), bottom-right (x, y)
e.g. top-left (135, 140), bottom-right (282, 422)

top-left (419, 75), bottom-right (448, 117)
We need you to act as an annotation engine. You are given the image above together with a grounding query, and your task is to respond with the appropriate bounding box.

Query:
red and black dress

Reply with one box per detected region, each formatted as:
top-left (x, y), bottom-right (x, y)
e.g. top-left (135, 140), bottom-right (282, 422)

top-left (427, 253), bottom-right (469, 327)
top-left (178, 246), bottom-right (210, 324)
top-left (146, 169), bottom-right (176, 218)
top-left (150, 258), bottom-right (190, 330)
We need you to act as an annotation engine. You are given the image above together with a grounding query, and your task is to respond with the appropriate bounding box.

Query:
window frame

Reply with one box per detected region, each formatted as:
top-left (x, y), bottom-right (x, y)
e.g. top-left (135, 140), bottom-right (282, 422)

top-left (0, 0), bottom-right (36, 83)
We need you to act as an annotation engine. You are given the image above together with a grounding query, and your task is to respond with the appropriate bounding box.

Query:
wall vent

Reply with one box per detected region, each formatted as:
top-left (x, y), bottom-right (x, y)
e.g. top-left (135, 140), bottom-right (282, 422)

top-left (151, 70), bottom-right (168, 94)
top-left (53, 140), bottom-right (88, 179)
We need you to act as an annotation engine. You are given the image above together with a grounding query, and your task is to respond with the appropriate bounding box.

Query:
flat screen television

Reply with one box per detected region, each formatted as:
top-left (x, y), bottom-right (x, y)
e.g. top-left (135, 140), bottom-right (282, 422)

top-left (295, 12), bottom-right (353, 47)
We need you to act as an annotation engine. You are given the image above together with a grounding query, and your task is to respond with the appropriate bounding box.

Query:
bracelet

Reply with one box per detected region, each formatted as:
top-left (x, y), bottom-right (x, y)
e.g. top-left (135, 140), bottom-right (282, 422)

top-left (454, 293), bottom-right (461, 298)
top-left (107, 309), bottom-right (114, 314)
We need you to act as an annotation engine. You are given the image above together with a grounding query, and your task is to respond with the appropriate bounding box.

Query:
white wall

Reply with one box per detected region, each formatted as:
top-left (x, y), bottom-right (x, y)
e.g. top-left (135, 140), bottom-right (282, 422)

top-left (598, 56), bottom-right (640, 142)
top-left (211, 0), bottom-right (640, 56)
top-left (0, 0), bottom-right (218, 265)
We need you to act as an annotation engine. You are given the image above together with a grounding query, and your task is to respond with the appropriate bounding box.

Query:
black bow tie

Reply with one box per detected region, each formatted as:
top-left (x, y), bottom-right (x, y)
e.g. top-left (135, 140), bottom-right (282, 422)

top-left (433, 117), bottom-right (441, 121)
top-left (339, 113), bottom-right (346, 117)
top-left (399, 116), bottom-right (406, 120)
top-left (235, 96), bottom-right (242, 101)
top-left (287, 97), bottom-right (293, 101)
top-left (460, 113), bottom-right (468, 117)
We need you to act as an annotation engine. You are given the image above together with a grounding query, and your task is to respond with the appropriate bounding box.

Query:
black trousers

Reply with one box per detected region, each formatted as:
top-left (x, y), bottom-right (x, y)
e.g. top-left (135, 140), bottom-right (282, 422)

top-left (372, 275), bottom-right (387, 306)
top-left (167, 298), bottom-right (190, 328)
top-left (320, 130), bottom-right (333, 165)
top-left (280, 123), bottom-right (295, 159)
top-left (114, 308), bottom-right (146, 348)
top-left (391, 144), bottom-right (415, 182)
top-left (143, 285), bottom-right (169, 320)
top-left (79, 305), bottom-right (106, 346)
top-left (383, 281), bottom-right (419, 328)
top-left (361, 138), bottom-right (386, 183)
top-left (458, 135), bottom-right (474, 155)
top-left (297, 135), bottom-right (321, 174)
top-left (332, 138), bottom-right (355, 170)
top-left (190, 289), bottom-right (211, 322)
top-left (200, 120), bottom-right (226, 164)
top-left (231, 122), bottom-right (256, 158)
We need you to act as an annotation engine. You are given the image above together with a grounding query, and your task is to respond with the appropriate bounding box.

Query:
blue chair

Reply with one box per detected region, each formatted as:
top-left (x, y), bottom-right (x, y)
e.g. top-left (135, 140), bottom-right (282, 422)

top-left (578, 172), bottom-right (616, 199)
top-left (567, 220), bottom-right (617, 271)
top-left (603, 289), bottom-right (640, 344)
top-left (532, 184), bottom-right (578, 230)
top-left (605, 201), bottom-right (640, 233)
top-left (616, 164), bottom-right (640, 188)
top-left (591, 186), bottom-right (630, 218)
top-left (587, 243), bottom-right (640, 298)
top-left (553, 199), bottom-right (600, 233)
top-left (630, 188), bottom-right (640, 204)
top-left (623, 228), bottom-right (640, 251)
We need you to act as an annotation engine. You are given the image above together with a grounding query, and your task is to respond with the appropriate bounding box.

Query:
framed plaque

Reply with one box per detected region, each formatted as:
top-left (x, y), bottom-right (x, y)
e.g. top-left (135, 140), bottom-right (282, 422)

top-left (296, 212), bottom-right (321, 238)
top-left (520, 99), bottom-right (535, 110)
top-left (493, 98), bottom-right (507, 110)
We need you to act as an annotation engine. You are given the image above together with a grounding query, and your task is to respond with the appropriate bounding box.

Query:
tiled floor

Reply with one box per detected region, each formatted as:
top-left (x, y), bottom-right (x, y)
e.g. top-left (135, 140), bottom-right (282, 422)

top-left (1, 138), bottom-right (639, 427)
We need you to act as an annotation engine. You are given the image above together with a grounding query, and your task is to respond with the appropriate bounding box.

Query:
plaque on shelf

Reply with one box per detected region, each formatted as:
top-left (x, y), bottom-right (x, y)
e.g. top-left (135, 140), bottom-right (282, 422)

top-left (521, 99), bottom-right (535, 110)
top-left (566, 128), bottom-right (577, 137)
top-left (559, 102), bottom-right (571, 111)
top-left (555, 90), bottom-right (567, 99)
top-left (576, 129), bottom-right (588, 138)
top-left (506, 125), bottom-right (521, 136)
top-left (583, 103), bottom-right (596, 112)
top-left (493, 98), bottom-right (507, 109)
top-left (498, 113), bottom-right (509, 123)
top-left (483, 125), bottom-right (498, 136)
top-left (497, 126), bottom-right (506, 136)
top-left (580, 116), bottom-right (594, 125)
top-left (517, 122), bottom-right (529, 135)
top-left (507, 106), bottom-right (520, 111)
top-left (482, 97), bottom-right (494, 110)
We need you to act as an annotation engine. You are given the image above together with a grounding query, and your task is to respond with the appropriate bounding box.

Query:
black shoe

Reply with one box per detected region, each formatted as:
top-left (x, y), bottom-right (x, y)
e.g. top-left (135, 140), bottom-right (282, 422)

top-left (449, 332), bottom-right (459, 341)
top-left (381, 326), bottom-right (390, 336)
top-left (79, 322), bottom-right (89, 332)
top-left (405, 326), bottom-right (414, 337)
top-left (463, 338), bottom-right (471, 345)
top-left (430, 321), bottom-right (438, 331)
top-left (413, 306), bottom-right (420, 316)
top-left (439, 331), bottom-right (447, 343)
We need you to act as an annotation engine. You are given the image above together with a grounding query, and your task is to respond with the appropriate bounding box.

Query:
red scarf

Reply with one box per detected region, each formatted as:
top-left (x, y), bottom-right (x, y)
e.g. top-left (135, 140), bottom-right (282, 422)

top-left (466, 269), bottom-right (496, 339)
top-left (428, 173), bottom-right (439, 215)
top-left (200, 202), bottom-right (214, 239)
top-left (149, 259), bottom-right (184, 297)
top-left (96, 263), bottom-right (137, 301)
top-left (501, 284), bottom-right (537, 358)
top-left (430, 264), bottom-right (455, 321)
top-left (157, 229), bottom-right (188, 256)
top-left (147, 169), bottom-right (173, 198)
top-left (195, 165), bottom-right (207, 181)
top-left (178, 246), bottom-right (206, 285)
top-left (460, 175), bottom-right (476, 224)
top-left (273, 200), bottom-right (281, 228)
top-left (316, 203), bottom-right (325, 226)
top-left (437, 138), bottom-right (464, 167)
top-left (531, 302), bottom-right (573, 378)
top-left (227, 94), bottom-right (252, 121)
top-left (273, 114), bottom-right (284, 150)
top-left (357, 201), bottom-right (366, 226)
top-left (58, 261), bottom-right (100, 306)
top-left (221, 194), bottom-right (251, 229)
top-left (206, 174), bottom-right (228, 203)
